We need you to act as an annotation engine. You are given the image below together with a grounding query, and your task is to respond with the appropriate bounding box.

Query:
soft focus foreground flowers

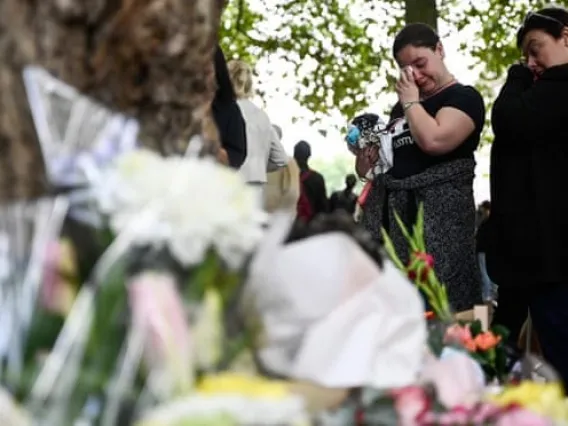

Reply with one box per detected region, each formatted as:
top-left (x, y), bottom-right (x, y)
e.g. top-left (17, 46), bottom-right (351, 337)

top-left (193, 287), bottom-right (224, 371)
top-left (487, 382), bottom-right (568, 424)
top-left (137, 374), bottom-right (308, 426)
top-left (95, 149), bottom-right (267, 269)
top-left (128, 271), bottom-right (193, 397)
top-left (41, 238), bottom-right (79, 316)
top-left (420, 347), bottom-right (485, 409)
top-left (0, 387), bottom-right (31, 426)
top-left (196, 373), bottom-right (289, 398)
top-left (389, 385), bottom-right (552, 426)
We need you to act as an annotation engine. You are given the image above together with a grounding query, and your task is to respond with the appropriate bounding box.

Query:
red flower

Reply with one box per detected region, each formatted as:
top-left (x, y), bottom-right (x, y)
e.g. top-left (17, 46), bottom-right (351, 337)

top-left (407, 252), bottom-right (435, 282)
top-left (425, 311), bottom-right (435, 320)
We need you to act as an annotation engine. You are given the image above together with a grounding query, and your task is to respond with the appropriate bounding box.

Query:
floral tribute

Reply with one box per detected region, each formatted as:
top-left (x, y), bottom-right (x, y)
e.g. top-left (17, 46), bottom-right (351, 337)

top-left (366, 204), bottom-right (568, 425)
top-left (381, 204), bottom-right (509, 381)
top-left (0, 148), bottom-right (310, 425)
top-left (360, 384), bottom-right (558, 426)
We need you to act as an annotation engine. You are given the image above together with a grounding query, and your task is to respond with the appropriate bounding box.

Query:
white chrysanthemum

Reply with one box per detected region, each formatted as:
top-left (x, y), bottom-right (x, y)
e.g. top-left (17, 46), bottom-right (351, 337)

top-left (95, 149), bottom-right (267, 269)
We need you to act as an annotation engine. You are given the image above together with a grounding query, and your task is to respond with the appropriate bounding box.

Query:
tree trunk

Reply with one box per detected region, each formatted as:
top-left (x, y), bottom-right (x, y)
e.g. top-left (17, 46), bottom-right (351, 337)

top-left (0, 0), bottom-right (224, 202)
top-left (404, 0), bottom-right (438, 31)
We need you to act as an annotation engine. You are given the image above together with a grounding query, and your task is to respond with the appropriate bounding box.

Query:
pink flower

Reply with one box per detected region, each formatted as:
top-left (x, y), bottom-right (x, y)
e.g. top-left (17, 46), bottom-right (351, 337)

top-left (444, 324), bottom-right (472, 346)
top-left (495, 407), bottom-right (552, 426)
top-left (41, 241), bottom-right (62, 311)
top-left (392, 386), bottom-right (430, 426)
top-left (128, 271), bottom-right (193, 395)
top-left (434, 406), bottom-right (471, 425)
top-left (419, 347), bottom-right (484, 409)
top-left (470, 402), bottom-right (503, 423)
top-left (41, 239), bottom-right (77, 315)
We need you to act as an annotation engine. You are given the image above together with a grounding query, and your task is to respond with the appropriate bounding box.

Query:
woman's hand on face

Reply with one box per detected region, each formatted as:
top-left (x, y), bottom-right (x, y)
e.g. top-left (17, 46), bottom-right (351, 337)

top-left (396, 66), bottom-right (420, 104)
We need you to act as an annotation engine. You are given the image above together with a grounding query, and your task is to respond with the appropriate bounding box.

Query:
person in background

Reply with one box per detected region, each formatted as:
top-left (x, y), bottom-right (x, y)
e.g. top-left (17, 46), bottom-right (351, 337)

top-left (383, 23), bottom-right (485, 312)
top-left (329, 174), bottom-right (358, 216)
top-left (344, 113), bottom-right (388, 238)
top-left (475, 200), bottom-right (495, 303)
top-left (227, 59), bottom-right (288, 195)
top-left (476, 200), bottom-right (491, 230)
top-left (487, 6), bottom-right (568, 386)
top-left (264, 125), bottom-right (301, 213)
top-left (293, 141), bottom-right (328, 223)
top-left (212, 45), bottom-right (247, 168)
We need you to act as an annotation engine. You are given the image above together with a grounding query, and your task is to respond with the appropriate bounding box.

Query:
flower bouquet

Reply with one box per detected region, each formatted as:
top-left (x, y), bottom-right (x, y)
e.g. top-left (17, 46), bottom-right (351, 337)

top-left (355, 346), bottom-right (565, 425)
top-left (380, 204), bottom-right (514, 383)
top-left (360, 384), bottom-right (556, 425)
top-left (0, 146), bottom-right (314, 425)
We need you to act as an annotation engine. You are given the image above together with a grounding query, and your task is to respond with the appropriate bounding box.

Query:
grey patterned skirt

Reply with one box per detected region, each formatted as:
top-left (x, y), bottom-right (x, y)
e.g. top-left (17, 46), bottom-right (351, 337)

top-left (361, 159), bottom-right (482, 312)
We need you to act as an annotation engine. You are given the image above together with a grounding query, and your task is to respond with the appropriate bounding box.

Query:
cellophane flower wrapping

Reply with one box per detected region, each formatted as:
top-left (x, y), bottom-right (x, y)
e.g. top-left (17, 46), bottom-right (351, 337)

top-left (244, 212), bottom-right (427, 390)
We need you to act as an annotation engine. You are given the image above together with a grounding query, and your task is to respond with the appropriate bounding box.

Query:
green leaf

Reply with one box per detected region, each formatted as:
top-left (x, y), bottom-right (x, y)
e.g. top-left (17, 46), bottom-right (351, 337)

top-left (413, 203), bottom-right (426, 252)
top-left (393, 210), bottom-right (419, 252)
top-left (469, 320), bottom-right (483, 337)
top-left (491, 324), bottom-right (510, 341)
top-left (380, 227), bottom-right (406, 270)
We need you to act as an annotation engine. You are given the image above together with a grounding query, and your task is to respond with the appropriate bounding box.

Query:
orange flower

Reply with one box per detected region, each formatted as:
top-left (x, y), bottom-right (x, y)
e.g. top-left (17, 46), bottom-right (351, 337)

top-left (463, 338), bottom-right (477, 352)
top-left (444, 324), bottom-right (478, 352)
top-left (425, 311), bottom-right (435, 320)
top-left (474, 332), bottom-right (501, 351)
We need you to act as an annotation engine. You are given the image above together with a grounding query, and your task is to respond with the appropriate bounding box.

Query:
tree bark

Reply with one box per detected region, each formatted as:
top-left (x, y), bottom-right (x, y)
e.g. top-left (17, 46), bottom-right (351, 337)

top-left (0, 0), bottom-right (224, 202)
top-left (404, 0), bottom-right (438, 31)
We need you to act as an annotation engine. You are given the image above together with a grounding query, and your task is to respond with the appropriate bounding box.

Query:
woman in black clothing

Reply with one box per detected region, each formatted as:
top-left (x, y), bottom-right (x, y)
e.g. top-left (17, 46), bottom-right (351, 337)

top-left (487, 6), bottom-right (568, 386)
top-left (368, 23), bottom-right (485, 312)
top-left (212, 46), bottom-right (247, 168)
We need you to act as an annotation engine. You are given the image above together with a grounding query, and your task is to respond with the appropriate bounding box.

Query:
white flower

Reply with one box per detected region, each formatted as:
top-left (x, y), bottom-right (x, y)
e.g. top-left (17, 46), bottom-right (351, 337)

top-left (95, 148), bottom-right (267, 269)
top-left (137, 394), bottom-right (309, 426)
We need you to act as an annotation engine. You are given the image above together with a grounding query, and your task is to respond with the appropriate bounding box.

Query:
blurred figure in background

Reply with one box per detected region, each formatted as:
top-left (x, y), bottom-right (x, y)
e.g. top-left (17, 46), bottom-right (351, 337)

top-left (476, 200), bottom-right (491, 230)
top-left (475, 200), bottom-right (496, 303)
top-left (212, 46), bottom-right (247, 168)
top-left (265, 125), bottom-right (300, 213)
top-left (294, 141), bottom-right (328, 223)
top-left (329, 174), bottom-right (358, 216)
top-left (227, 59), bottom-right (288, 198)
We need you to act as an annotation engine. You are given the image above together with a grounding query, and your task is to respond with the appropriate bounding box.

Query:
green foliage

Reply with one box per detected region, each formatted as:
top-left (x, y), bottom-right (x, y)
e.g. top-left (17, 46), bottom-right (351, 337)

top-left (220, 0), bottom-right (394, 120)
top-left (222, 0), bottom-right (568, 125)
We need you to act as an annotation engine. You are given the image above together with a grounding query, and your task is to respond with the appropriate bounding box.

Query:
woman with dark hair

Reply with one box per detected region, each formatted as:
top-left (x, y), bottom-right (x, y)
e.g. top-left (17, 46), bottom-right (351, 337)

top-left (375, 23), bottom-right (485, 312)
top-left (212, 45), bottom-right (247, 168)
top-left (487, 6), bottom-right (568, 386)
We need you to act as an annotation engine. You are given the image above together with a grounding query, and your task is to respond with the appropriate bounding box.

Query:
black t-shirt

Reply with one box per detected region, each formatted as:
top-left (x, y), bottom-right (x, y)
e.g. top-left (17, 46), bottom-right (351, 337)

top-left (387, 84), bottom-right (485, 179)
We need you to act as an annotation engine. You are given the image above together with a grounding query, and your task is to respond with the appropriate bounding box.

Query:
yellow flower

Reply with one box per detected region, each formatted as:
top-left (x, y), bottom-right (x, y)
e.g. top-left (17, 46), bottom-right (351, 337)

top-left (486, 382), bottom-right (568, 422)
top-left (58, 238), bottom-right (79, 280)
top-left (197, 373), bottom-right (290, 399)
top-left (194, 288), bottom-right (224, 370)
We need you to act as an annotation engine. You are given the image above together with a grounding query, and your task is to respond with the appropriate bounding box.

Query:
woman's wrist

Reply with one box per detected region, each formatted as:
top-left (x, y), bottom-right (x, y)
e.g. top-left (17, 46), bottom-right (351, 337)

top-left (403, 100), bottom-right (420, 112)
